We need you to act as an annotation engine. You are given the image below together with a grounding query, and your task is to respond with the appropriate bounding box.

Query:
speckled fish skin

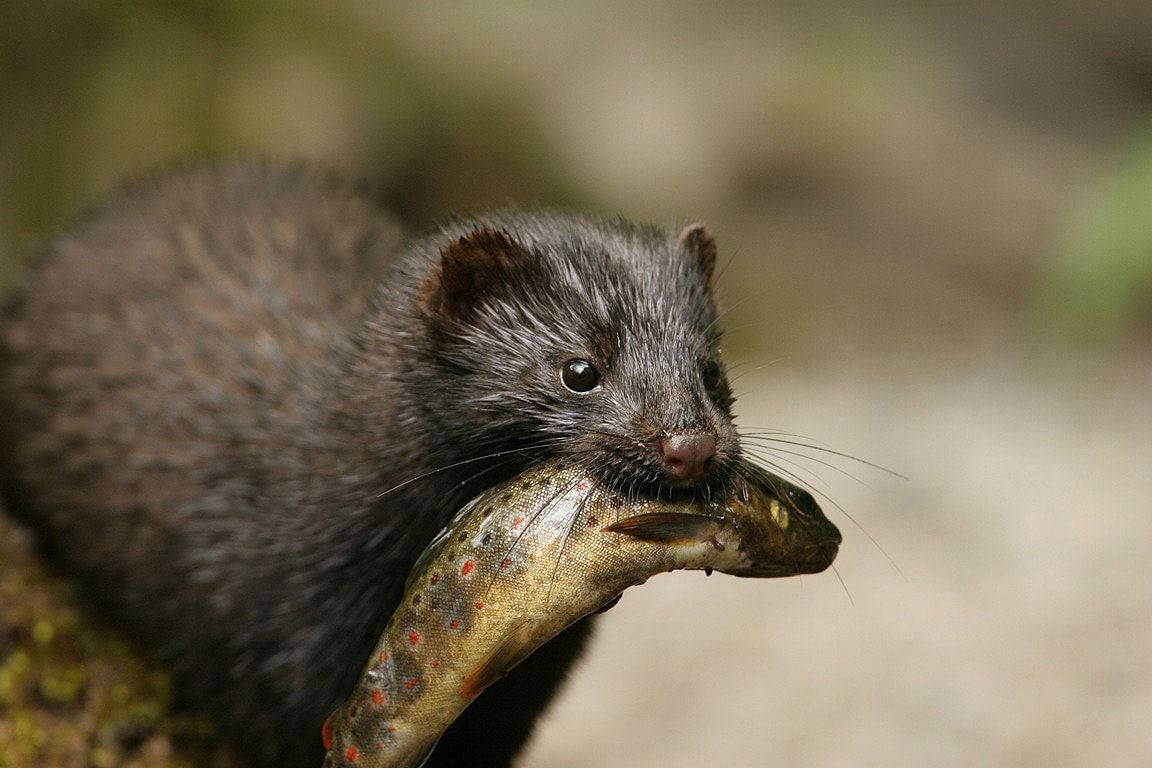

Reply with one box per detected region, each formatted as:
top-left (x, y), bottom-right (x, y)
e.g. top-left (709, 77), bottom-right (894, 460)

top-left (321, 460), bottom-right (841, 768)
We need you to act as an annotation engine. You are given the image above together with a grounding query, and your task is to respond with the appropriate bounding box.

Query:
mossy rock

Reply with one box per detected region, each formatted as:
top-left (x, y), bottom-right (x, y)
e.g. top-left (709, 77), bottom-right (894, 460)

top-left (0, 513), bottom-right (235, 768)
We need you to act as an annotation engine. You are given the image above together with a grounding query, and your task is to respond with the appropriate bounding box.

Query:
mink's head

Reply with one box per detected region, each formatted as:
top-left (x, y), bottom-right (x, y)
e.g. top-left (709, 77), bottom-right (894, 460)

top-left (410, 211), bottom-right (741, 497)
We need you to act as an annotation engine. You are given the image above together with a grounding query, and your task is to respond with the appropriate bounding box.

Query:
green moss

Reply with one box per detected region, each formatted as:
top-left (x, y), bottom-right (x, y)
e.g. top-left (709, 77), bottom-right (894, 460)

top-left (0, 515), bottom-right (235, 768)
top-left (30, 620), bottom-right (55, 647)
top-left (36, 665), bottom-right (86, 705)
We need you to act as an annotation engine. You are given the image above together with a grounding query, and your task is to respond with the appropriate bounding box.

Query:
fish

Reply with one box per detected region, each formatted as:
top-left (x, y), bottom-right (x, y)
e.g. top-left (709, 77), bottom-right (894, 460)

top-left (321, 460), bottom-right (841, 767)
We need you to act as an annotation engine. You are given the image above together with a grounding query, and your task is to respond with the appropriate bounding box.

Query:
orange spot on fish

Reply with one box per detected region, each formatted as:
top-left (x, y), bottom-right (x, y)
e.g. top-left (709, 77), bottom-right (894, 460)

top-left (460, 560), bottom-right (475, 576)
top-left (499, 558), bottom-right (512, 569)
top-left (346, 746), bottom-right (359, 762)
top-left (510, 515), bottom-right (525, 529)
top-left (405, 678), bottom-right (417, 690)
top-left (430, 574), bottom-right (440, 584)
top-left (475, 599), bottom-right (485, 610)
top-left (408, 630), bottom-right (421, 646)
top-left (321, 713), bottom-right (334, 750)
top-left (450, 618), bottom-right (461, 629)
top-left (431, 658), bottom-right (441, 668)
top-left (577, 481), bottom-right (588, 490)
top-left (388, 724), bottom-right (397, 733)
top-left (372, 688), bottom-right (385, 706)
top-left (379, 652), bottom-right (388, 663)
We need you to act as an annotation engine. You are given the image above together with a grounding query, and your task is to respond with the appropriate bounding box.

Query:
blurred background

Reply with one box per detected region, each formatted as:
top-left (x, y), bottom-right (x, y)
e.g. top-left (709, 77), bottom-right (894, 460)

top-left (1, 1), bottom-right (1150, 766)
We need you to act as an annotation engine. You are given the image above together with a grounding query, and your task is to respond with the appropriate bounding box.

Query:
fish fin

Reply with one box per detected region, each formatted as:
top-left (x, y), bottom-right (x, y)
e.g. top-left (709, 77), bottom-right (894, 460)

top-left (593, 592), bottom-right (623, 614)
top-left (413, 737), bottom-right (442, 768)
top-left (321, 709), bottom-right (337, 751)
top-left (458, 620), bottom-right (539, 701)
top-left (602, 512), bottom-right (721, 543)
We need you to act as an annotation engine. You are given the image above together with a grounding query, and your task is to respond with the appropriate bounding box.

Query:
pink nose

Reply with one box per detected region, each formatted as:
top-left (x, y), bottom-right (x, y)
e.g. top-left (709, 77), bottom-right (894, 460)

top-left (660, 433), bottom-right (716, 481)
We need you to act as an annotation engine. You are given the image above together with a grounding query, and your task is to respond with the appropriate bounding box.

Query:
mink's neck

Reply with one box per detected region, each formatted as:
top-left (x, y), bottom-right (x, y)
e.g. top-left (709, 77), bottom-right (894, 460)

top-left (292, 337), bottom-right (488, 579)
top-left (247, 316), bottom-right (528, 716)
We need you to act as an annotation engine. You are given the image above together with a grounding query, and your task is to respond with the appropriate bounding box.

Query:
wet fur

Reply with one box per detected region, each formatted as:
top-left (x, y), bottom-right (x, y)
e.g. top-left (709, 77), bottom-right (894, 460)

top-left (0, 163), bottom-right (737, 767)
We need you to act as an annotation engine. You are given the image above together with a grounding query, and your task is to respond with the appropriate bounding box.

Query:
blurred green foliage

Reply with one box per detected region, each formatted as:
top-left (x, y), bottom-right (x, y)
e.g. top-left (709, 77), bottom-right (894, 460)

top-left (1045, 129), bottom-right (1152, 345)
top-left (0, 0), bottom-right (587, 290)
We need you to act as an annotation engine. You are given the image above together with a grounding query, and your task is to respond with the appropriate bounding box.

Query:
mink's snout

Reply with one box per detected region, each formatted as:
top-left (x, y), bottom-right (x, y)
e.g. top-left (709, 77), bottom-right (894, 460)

top-left (659, 432), bottom-right (716, 481)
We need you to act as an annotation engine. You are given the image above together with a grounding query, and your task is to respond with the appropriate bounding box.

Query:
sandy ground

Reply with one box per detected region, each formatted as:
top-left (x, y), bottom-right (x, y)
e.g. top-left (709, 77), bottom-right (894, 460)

top-left (521, 358), bottom-right (1152, 768)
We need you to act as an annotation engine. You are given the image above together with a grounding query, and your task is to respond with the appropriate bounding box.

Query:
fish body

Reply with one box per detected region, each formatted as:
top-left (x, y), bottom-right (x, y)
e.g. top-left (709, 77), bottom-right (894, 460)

top-left (322, 462), bottom-right (840, 767)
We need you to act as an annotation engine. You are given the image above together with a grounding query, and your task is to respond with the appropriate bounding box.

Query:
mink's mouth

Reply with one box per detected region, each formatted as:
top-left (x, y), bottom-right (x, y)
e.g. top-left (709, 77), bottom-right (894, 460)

top-left (558, 428), bottom-right (741, 502)
top-left (577, 460), bottom-right (735, 504)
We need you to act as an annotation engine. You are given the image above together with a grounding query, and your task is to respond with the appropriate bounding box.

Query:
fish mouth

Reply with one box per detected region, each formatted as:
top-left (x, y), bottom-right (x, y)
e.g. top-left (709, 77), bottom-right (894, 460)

top-left (743, 523), bottom-right (841, 577)
top-left (789, 539), bottom-right (841, 574)
top-left (735, 462), bottom-right (842, 576)
top-left (793, 518), bottom-right (843, 574)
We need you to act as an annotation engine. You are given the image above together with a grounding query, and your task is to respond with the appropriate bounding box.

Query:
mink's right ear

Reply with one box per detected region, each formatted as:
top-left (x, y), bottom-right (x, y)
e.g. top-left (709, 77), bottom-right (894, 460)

top-left (419, 228), bottom-right (531, 323)
top-left (677, 223), bottom-right (718, 290)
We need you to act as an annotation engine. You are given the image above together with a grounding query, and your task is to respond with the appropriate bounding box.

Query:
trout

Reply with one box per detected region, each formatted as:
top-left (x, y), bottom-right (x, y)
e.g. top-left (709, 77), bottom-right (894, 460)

top-left (321, 461), bottom-right (841, 767)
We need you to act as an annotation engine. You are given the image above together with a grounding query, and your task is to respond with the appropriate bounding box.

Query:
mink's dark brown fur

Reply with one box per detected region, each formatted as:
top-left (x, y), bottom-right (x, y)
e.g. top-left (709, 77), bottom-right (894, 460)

top-left (0, 163), bottom-right (740, 767)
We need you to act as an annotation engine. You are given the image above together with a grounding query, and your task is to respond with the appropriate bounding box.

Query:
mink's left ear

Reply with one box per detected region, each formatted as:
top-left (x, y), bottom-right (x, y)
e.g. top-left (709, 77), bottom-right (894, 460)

top-left (677, 223), bottom-right (717, 289)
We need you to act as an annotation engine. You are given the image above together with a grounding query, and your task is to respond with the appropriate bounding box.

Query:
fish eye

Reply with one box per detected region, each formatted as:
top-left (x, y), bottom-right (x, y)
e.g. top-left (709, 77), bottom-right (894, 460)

top-left (561, 359), bottom-right (600, 393)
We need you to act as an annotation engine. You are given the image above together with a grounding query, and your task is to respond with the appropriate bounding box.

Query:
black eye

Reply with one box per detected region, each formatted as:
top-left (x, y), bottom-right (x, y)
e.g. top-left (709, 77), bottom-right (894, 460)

top-left (561, 359), bottom-right (600, 392)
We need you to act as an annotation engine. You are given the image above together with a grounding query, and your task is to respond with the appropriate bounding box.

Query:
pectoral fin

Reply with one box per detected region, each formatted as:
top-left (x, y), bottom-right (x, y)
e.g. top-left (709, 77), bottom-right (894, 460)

top-left (602, 512), bottom-right (721, 543)
top-left (458, 620), bottom-right (539, 701)
top-left (321, 710), bottom-right (337, 751)
top-left (413, 737), bottom-right (441, 768)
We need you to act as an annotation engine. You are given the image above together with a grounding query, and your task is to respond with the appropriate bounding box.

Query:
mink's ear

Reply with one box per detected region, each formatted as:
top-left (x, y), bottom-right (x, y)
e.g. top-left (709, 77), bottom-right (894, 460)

top-left (677, 223), bottom-right (717, 289)
top-left (420, 228), bottom-right (532, 322)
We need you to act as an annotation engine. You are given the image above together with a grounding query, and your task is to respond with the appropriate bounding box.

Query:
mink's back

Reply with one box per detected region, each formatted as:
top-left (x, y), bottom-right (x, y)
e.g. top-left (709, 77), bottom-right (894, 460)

top-left (0, 161), bottom-right (404, 617)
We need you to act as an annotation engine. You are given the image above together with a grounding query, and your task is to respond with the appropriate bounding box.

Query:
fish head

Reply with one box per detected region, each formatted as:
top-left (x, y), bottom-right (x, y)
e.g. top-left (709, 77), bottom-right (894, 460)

top-left (599, 462), bottom-right (840, 578)
top-left (719, 464), bottom-right (841, 577)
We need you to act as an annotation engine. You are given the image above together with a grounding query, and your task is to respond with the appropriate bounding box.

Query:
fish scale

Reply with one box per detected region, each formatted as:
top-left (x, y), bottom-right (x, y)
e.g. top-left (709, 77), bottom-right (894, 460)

top-left (322, 461), bottom-right (840, 768)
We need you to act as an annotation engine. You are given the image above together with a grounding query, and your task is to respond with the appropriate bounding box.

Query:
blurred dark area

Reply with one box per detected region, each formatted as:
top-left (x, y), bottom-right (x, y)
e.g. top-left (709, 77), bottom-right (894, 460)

top-left (1, 2), bottom-right (1150, 767)
top-left (3, 1), bottom-right (1151, 363)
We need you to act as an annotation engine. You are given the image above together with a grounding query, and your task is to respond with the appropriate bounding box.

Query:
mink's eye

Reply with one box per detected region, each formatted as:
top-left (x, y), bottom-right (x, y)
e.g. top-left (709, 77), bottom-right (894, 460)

top-left (561, 359), bottom-right (600, 393)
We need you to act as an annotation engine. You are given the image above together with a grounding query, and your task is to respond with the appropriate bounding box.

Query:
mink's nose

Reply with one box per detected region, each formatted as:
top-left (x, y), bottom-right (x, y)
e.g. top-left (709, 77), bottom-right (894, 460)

top-left (660, 433), bottom-right (716, 481)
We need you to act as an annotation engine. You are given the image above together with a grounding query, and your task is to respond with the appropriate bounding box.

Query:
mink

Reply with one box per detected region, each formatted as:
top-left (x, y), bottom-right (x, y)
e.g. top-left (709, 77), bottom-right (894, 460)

top-left (0, 162), bottom-right (742, 767)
